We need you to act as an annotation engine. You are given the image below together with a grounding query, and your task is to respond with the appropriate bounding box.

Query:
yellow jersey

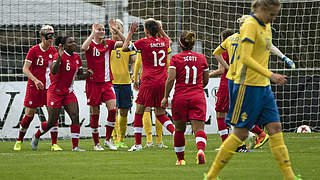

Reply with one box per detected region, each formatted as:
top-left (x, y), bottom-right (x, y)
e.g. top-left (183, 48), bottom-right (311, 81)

top-left (133, 47), bottom-right (171, 81)
top-left (236, 15), bottom-right (273, 86)
top-left (213, 32), bottom-right (241, 81)
top-left (110, 47), bottom-right (136, 84)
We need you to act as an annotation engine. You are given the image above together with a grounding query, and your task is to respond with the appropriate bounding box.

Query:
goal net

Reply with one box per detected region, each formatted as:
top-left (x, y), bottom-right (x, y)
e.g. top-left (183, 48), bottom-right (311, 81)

top-left (0, 0), bottom-right (319, 132)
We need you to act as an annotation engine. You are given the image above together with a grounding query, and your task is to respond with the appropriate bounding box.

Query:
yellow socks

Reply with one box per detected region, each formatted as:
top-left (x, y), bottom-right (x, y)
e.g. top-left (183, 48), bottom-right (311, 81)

top-left (269, 132), bottom-right (295, 180)
top-left (143, 112), bottom-right (153, 143)
top-left (155, 118), bottom-right (163, 144)
top-left (112, 113), bottom-right (119, 142)
top-left (119, 115), bottom-right (128, 142)
top-left (207, 134), bottom-right (242, 180)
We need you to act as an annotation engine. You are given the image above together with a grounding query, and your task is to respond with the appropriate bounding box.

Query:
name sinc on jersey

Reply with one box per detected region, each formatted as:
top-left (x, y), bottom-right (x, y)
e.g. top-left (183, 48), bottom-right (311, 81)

top-left (184, 56), bottom-right (197, 62)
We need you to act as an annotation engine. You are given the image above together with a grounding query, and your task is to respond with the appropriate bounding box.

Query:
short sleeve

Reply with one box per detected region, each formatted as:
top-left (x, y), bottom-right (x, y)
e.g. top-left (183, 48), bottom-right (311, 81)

top-left (133, 39), bottom-right (145, 51)
top-left (107, 39), bottom-right (117, 50)
top-left (203, 55), bottom-right (209, 71)
top-left (240, 21), bottom-right (256, 44)
top-left (25, 47), bottom-right (35, 63)
top-left (169, 55), bottom-right (176, 69)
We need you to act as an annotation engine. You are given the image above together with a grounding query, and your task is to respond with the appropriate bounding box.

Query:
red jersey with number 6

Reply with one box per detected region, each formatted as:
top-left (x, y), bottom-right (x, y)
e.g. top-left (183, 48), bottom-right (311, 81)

top-left (133, 37), bottom-right (169, 85)
top-left (169, 50), bottom-right (209, 96)
top-left (49, 51), bottom-right (82, 95)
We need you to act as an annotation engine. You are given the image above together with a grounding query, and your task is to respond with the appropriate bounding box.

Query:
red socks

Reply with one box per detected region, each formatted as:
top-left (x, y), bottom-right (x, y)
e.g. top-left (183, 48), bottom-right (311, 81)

top-left (174, 131), bottom-right (185, 160)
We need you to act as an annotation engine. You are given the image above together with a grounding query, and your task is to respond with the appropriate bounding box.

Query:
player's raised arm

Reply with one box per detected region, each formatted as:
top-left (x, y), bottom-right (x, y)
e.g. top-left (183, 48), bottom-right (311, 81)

top-left (81, 24), bottom-right (96, 52)
top-left (157, 20), bottom-right (172, 46)
top-left (109, 18), bottom-right (125, 48)
top-left (270, 44), bottom-right (296, 69)
top-left (122, 22), bottom-right (138, 52)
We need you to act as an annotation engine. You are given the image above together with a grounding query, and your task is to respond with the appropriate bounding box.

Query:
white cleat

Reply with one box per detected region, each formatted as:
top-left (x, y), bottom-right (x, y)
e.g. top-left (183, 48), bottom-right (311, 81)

top-left (104, 139), bottom-right (117, 151)
top-left (128, 144), bottom-right (142, 152)
top-left (94, 143), bottom-right (104, 151)
top-left (156, 143), bottom-right (168, 149)
top-left (144, 142), bottom-right (154, 148)
top-left (72, 147), bottom-right (86, 152)
top-left (30, 135), bottom-right (39, 151)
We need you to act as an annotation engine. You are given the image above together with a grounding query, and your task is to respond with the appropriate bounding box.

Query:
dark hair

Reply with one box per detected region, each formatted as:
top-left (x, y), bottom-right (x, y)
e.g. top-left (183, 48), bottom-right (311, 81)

top-left (55, 36), bottom-right (68, 46)
top-left (221, 29), bottom-right (234, 41)
top-left (144, 20), bottom-right (159, 37)
top-left (251, 0), bottom-right (281, 13)
top-left (180, 31), bottom-right (196, 51)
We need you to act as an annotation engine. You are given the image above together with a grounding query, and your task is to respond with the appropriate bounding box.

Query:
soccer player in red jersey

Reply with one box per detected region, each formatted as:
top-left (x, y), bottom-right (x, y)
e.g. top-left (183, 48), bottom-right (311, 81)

top-left (161, 31), bottom-right (209, 165)
top-left (31, 36), bottom-right (92, 152)
top-left (81, 19), bottom-right (125, 151)
top-left (13, 25), bottom-right (62, 151)
top-left (122, 19), bottom-right (175, 151)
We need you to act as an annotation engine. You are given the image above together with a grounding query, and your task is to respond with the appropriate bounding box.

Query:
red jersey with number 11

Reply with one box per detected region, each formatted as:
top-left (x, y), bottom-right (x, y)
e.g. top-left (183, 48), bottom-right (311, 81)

top-left (169, 50), bottom-right (209, 96)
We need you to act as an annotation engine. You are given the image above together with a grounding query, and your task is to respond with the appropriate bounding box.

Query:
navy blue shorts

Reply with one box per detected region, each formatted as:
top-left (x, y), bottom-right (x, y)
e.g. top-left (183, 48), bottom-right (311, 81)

top-left (113, 84), bottom-right (133, 108)
top-left (225, 84), bottom-right (280, 129)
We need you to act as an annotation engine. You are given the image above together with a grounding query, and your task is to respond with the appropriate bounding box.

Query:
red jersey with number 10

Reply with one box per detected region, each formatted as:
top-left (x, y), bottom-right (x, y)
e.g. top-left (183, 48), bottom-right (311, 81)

top-left (169, 50), bottom-right (209, 96)
top-left (133, 37), bottom-right (170, 85)
top-left (49, 51), bottom-right (82, 95)
top-left (85, 39), bottom-right (116, 82)
top-left (25, 44), bottom-right (57, 89)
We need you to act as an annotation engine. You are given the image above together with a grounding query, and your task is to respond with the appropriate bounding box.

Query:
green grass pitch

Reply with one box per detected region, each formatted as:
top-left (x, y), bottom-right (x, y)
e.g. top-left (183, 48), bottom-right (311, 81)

top-left (1, 133), bottom-right (319, 180)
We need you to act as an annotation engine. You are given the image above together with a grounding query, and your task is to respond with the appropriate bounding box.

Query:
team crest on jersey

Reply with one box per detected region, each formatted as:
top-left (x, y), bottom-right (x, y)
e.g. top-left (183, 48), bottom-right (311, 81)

top-left (76, 60), bottom-right (79, 64)
top-left (49, 54), bottom-right (52, 58)
top-left (67, 60), bottom-right (70, 63)
top-left (241, 112), bottom-right (248, 122)
top-left (29, 101), bottom-right (32, 105)
top-left (50, 102), bottom-right (54, 105)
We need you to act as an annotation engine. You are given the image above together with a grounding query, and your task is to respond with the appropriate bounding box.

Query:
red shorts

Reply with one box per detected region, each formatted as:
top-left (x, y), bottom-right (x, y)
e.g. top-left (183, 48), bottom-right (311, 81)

top-left (172, 94), bottom-right (207, 122)
top-left (24, 84), bottom-right (47, 108)
top-left (86, 81), bottom-right (116, 106)
top-left (215, 86), bottom-right (229, 113)
top-left (47, 90), bottom-right (78, 108)
top-left (136, 82), bottom-right (165, 108)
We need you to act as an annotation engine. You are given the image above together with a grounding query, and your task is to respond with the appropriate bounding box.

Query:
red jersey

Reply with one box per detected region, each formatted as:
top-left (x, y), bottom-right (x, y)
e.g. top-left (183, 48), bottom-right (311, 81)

top-left (25, 44), bottom-right (57, 89)
top-left (49, 51), bottom-right (82, 95)
top-left (219, 51), bottom-right (229, 89)
top-left (85, 39), bottom-right (116, 82)
top-left (133, 37), bottom-right (170, 85)
top-left (170, 50), bottom-right (209, 96)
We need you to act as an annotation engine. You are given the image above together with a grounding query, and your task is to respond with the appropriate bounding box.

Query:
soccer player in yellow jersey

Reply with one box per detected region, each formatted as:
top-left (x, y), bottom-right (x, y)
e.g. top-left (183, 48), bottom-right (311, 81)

top-left (110, 19), bottom-right (136, 149)
top-left (132, 46), bottom-right (171, 149)
top-left (205, 0), bottom-right (301, 180)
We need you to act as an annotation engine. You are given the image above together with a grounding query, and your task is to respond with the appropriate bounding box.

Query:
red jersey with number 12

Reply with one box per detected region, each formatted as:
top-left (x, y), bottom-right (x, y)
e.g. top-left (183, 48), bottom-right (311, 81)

top-left (49, 51), bottom-right (82, 95)
top-left (133, 37), bottom-right (169, 85)
top-left (170, 50), bottom-right (209, 96)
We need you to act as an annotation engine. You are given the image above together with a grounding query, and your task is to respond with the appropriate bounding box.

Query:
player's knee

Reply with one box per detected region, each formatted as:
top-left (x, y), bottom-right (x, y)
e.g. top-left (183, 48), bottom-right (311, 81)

top-left (266, 122), bottom-right (282, 135)
top-left (174, 121), bottom-right (186, 132)
top-left (119, 109), bottom-right (128, 117)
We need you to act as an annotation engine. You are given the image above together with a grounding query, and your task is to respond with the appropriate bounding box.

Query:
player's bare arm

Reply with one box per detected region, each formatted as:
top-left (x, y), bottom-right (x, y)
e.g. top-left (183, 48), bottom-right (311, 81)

top-left (22, 61), bottom-right (44, 90)
top-left (157, 21), bottom-right (172, 46)
top-left (51, 44), bottom-right (63, 75)
top-left (122, 22), bottom-right (138, 52)
top-left (161, 68), bottom-right (176, 108)
top-left (81, 24), bottom-right (97, 52)
top-left (209, 63), bottom-right (225, 78)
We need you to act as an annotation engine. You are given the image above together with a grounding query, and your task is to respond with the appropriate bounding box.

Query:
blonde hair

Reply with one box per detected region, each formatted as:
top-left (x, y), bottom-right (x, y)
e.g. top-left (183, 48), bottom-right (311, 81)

top-left (180, 31), bottom-right (196, 51)
top-left (115, 19), bottom-right (124, 33)
top-left (39, 25), bottom-right (54, 35)
top-left (237, 15), bottom-right (250, 26)
top-left (251, 0), bottom-right (281, 13)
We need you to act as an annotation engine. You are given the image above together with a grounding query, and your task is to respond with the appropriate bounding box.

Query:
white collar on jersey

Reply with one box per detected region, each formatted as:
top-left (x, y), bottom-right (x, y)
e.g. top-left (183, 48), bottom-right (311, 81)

top-left (64, 50), bottom-right (72, 56)
top-left (39, 44), bottom-right (46, 52)
top-left (92, 39), bottom-right (99, 45)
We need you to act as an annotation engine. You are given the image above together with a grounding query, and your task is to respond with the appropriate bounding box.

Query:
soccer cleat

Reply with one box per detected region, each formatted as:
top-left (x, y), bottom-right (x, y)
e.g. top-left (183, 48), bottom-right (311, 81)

top-left (144, 142), bottom-right (154, 148)
top-left (30, 135), bottom-right (39, 151)
top-left (94, 143), bottom-right (104, 151)
top-left (51, 144), bottom-right (63, 151)
top-left (254, 134), bottom-right (269, 149)
top-left (175, 159), bottom-right (186, 166)
top-left (104, 139), bottom-right (117, 150)
top-left (72, 147), bottom-right (86, 152)
top-left (128, 144), bottom-right (142, 152)
top-left (156, 143), bottom-right (168, 149)
top-left (118, 142), bottom-right (128, 148)
top-left (235, 144), bottom-right (254, 152)
top-left (13, 141), bottom-right (22, 151)
top-left (197, 149), bottom-right (206, 164)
